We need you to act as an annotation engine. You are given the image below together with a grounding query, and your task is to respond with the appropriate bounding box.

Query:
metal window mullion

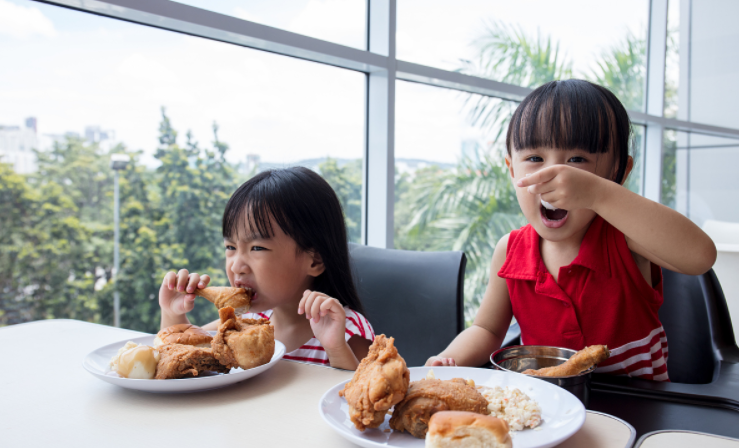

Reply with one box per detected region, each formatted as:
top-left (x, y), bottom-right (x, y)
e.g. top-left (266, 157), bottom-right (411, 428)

top-left (364, 0), bottom-right (395, 248)
top-left (643, 0), bottom-right (669, 202)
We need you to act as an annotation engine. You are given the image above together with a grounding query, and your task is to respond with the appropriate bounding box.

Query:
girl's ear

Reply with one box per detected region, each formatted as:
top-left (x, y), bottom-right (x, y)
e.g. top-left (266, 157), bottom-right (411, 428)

top-left (306, 250), bottom-right (326, 277)
top-left (505, 155), bottom-right (515, 179)
top-left (618, 156), bottom-right (635, 186)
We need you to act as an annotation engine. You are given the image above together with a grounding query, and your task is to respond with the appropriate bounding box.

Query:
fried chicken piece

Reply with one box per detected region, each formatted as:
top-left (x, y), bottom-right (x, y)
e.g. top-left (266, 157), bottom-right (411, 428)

top-left (389, 378), bottom-right (490, 439)
top-left (211, 306), bottom-right (275, 370)
top-left (523, 345), bottom-right (610, 377)
top-left (339, 335), bottom-right (410, 431)
top-left (195, 287), bottom-right (253, 314)
top-left (155, 344), bottom-right (229, 379)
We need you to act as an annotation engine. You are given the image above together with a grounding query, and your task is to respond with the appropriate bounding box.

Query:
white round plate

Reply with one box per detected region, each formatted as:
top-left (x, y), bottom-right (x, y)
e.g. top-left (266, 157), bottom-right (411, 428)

top-left (83, 333), bottom-right (285, 393)
top-left (320, 366), bottom-right (585, 448)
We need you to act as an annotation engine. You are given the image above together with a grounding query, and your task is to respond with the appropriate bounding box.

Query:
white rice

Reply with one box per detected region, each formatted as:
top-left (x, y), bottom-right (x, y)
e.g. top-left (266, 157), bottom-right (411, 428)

top-left (477, 385), bottom-right (542, 431)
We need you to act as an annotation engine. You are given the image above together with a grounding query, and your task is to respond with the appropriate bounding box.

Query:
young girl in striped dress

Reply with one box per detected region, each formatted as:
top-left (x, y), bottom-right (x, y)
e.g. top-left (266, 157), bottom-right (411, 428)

top-left (427, 80), bottom-right (716, 381)
top-left (158, 167), bottom-right (373, 370)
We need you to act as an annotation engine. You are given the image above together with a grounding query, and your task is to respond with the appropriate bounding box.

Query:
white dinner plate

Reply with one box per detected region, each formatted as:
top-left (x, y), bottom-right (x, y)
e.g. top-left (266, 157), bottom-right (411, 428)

top-left (320, 366), bottom-right (585, 448)
top-left (83, 332), bottom-right (285, 393)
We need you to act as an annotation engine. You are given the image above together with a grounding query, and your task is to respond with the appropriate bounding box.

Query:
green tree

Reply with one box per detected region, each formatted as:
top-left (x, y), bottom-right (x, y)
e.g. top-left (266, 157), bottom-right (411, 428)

top-left (318, 158), bottom-right (362, 243)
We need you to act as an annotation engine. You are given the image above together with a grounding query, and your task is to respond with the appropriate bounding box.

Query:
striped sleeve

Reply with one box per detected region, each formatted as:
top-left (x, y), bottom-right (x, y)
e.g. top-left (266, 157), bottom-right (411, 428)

top-left (344, 308), bottom-right (375, 342)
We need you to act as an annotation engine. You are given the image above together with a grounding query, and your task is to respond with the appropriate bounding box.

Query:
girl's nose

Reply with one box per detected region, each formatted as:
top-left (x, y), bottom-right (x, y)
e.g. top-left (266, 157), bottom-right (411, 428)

top-left (229, 257), bottom-right (251, 275)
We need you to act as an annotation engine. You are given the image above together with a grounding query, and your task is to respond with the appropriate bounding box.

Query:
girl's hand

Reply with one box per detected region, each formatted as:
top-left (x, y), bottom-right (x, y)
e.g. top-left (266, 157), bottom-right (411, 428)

top-left (425, 356), bottom-right (457, 367)
top-left (517, 164), bottom-right (608, 211)
top-left (298, 290), bottom-right (346, 351)
top-left (159, 269), bottom-right (210, 318)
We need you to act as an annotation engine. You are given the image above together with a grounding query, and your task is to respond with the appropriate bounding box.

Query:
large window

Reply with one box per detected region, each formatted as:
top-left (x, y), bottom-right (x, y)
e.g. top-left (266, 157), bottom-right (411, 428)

top-left (3, 0), bottom-right (739, 330)
top-left (0, 0), bottom-right (364, 330)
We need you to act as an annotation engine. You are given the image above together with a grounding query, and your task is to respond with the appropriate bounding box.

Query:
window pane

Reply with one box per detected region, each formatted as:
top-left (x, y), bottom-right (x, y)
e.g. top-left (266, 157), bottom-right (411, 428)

top-left (662, 130), bottom-right (739, 226)
top-left (0, 0), bottom-right (364, 329)
top-left (625, 125), bottom-right (646, 195)
top-left (676, 1), bottom-right (739, 127)
top-left (397, 0), bottom-right (649, 111)
top-left (173, 0), bottom-right (367, 50)
top-left (394, 80), bottom-right (524, 324)
top-left (664, 0), bottom-right (680, 118)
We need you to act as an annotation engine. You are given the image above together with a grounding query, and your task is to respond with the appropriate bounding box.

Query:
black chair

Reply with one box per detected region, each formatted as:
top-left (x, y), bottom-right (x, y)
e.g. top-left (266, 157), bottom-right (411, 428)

top-left (593, 268), bottom-right (739, 411)
top-left (347, 243), bottom-right (465, 367)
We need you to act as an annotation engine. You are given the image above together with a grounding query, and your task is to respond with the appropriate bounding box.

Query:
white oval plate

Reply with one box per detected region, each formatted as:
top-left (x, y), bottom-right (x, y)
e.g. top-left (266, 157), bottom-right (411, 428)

top-left (320, 366), bottom-right (585, 448)
top-left (83, 333), bottom-right (285, 393)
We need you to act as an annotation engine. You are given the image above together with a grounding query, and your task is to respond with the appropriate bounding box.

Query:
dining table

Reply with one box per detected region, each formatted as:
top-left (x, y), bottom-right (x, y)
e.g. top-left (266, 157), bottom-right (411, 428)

top-left (0, 319), bottom-right (708, 448)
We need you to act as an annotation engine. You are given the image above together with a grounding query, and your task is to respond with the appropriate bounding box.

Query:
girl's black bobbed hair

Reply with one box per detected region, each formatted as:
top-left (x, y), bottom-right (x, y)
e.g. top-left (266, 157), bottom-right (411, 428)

top-left (506, 79), bottom-right (632, 184)
top-left (222, 167), bottom-right (365, 315)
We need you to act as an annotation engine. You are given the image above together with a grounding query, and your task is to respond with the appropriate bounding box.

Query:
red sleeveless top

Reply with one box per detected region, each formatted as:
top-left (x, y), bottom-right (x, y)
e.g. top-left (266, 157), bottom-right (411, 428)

top-left (498, 216), bottom-right (669, 381)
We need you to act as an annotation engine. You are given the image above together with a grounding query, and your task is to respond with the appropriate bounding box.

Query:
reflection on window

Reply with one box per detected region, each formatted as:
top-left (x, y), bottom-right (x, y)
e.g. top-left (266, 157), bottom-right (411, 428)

top-left (662, 130), bottom-right (739, 226)
top-left (397, 0), bottom-right (649, 111)
top-left (394, 81), bottom-right (525, 324)
top-left (0, 0), bottom-right (364, 330)
top-left (625, 125), bottom-right (645, 195)
top-left (173, 0), bottom-right (367, 49)
top-left (664, 0), bottom-right (680, 118)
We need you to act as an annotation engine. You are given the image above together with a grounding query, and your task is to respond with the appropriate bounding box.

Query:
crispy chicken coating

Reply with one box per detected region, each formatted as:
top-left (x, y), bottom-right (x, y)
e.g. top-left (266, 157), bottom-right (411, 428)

top-left (211, 306), bottom-right (275, 370)
top-left (155, 344), bottom-right (229, 380)
top-left (389, 378), bottom-right (490, 439)
top-left (195, 287), bottom-right (253, 314)
top-left (339, 335), bottom-right (410, 431)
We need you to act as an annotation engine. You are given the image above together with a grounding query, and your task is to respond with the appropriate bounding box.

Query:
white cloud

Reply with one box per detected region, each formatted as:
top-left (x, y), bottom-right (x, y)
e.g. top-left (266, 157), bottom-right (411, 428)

top-left (0, 0), bottom-right (56, 39)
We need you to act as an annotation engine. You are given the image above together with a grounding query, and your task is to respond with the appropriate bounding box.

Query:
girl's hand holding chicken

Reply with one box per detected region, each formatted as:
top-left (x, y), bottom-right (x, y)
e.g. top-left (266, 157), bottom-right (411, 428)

top-left (159, 269), bottom-right (211, 328)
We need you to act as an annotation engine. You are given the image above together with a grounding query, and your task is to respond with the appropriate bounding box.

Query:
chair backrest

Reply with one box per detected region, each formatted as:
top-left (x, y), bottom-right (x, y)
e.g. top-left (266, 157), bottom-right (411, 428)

top-left (659, 268), bottom-right (737, 384)
top-left (348, 243), bottom-right (465, 367)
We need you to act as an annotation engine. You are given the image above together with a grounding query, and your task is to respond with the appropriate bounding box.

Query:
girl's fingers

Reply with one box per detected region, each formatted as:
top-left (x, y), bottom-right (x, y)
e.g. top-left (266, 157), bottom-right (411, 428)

top-left (517, 166), bottom-right (558, 187)
top-left (199, 274), bottom-right (211, 289)
top-left (176, 269), bottom-right (189, 292)
top-left (298, 289), bottom-right (311, 315)
top-left (163, 271), bottom-right (177, 290)
top-left (319, 297), bottom-right (342, 318)
top-left (309, 294), bottom-right (325, 322)
top-left (186, 273), bottom-right (200, 294)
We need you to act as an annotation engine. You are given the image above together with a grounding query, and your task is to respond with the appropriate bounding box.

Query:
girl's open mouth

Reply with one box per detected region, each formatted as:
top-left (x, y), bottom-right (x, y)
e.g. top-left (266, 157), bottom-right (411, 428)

top-left (540, 204), bottom-right (569, 228)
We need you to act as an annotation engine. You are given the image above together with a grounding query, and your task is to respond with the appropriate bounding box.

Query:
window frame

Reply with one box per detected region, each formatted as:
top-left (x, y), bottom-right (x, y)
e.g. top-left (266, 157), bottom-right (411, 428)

top-left (34, 0), bottom-right (739, 247)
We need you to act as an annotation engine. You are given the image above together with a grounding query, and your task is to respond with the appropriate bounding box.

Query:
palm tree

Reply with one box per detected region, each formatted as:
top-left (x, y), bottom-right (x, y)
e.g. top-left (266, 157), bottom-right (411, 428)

top-left (397, 22), bottom-right (650, 322)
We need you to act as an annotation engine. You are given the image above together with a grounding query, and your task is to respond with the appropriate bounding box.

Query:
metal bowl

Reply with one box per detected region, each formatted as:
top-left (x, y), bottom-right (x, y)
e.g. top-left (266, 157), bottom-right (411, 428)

top-left (491, 345), bottom-right (594, 407)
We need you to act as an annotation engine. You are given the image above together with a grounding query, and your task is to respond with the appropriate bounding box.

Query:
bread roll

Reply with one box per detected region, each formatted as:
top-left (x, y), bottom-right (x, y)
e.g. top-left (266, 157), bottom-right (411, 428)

top-left (154, 324), bottom-right (212, 348)
top-left (426, 411), bottom-right (512, 448)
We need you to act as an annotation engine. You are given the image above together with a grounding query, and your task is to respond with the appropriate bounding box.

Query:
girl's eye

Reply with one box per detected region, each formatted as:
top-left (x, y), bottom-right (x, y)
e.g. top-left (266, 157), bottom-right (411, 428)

top-left (225, 245), bottom-right (236, 251)
top-left (251, 246), bottom-right (266, 252)
top-left (526, 156), bottom-right (543, 162)
top-left (569, 156), bottom-right (587, 163)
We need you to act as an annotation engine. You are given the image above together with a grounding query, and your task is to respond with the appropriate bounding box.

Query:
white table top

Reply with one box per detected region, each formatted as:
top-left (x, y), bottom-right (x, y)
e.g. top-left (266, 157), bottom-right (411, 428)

top-left (0, 319), bottom-right (635, 448)
top-left (637, 431), bottom-right (739, 448)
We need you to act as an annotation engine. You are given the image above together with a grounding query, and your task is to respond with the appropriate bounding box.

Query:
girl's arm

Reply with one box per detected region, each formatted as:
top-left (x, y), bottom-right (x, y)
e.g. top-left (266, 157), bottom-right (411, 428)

top-left (427, 235), bottom-right (514, 367)
top-left (519, 165), bottom-right (716, 275)
top-left (595, 180), bottom-right (716, 275)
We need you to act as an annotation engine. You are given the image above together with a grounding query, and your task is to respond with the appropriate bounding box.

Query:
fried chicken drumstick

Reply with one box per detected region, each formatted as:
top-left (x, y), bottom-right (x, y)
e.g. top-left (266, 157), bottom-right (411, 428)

top-left (155, 344), bottom-right (229, 379)
top-left (195, 287), bottom-right (253, 314)
top-left (522, 345), bottom-right (610, 377)
top-left (339, 335), bottom-right (410, 431)
top-left (211, 306), bottom-right (275, 370)
top-left (389, 378), bottom-right (490, 439)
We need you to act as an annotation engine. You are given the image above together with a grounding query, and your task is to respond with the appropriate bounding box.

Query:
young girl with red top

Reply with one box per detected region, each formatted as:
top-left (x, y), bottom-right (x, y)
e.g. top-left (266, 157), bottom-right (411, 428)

top-left (158, 167), bottom-right (374, 370)
top-left (427, 80), bottom-right (716, 381)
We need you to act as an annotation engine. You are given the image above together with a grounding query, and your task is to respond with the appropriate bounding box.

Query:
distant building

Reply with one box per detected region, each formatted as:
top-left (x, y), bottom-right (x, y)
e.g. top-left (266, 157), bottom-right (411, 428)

top-left (84, 125), bottom-right (116, 150)
top-left (0, 117), bottom-right (39, 174)
top-left (245, 153), bottom-right (260, 173)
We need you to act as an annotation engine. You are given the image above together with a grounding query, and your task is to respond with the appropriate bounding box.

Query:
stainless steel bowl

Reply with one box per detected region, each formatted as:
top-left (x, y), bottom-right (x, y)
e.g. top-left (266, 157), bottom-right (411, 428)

top-left (491, 345), bottom-right (594, 407)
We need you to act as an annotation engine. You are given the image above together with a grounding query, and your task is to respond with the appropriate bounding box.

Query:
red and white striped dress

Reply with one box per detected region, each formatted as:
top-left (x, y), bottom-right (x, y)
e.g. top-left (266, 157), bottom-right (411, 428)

top-left (241, 307), bottom-right (375, 366)
top-left (498, 216), bottom-right (669, 381)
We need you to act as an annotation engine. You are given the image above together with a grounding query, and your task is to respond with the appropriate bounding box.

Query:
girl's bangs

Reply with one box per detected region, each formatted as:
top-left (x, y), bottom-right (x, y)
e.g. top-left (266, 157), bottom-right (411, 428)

top-left (222, 173), bottom-right (291, 242)
top-left (507, 80), bottom-right (625, 156)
